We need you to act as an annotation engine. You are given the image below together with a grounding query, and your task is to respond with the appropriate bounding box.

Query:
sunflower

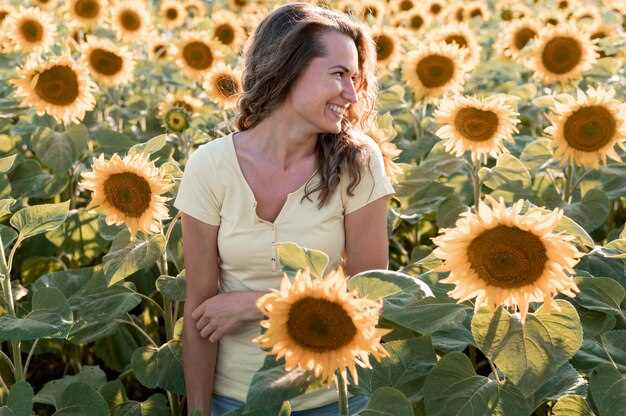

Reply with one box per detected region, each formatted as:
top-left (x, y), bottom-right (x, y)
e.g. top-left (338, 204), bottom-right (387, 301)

top-left (493, 18), bottom-right (540, 61)
top-left (432, 196), bottom-right (582, 324)
top-left (428, 23), bottom-right (481, 69)
top-left (253, 267), bottom-right (391, 387)
top-left (79, 153), bottom-right (172, 240)
top-left (0, 4), bottom-right (15, 25)
top-left (31, 0), bottom-right (57, 11)
top-left (572, 6), bottom-right (601, 28)
top-left (495, 1), bottom-right (531, 21)
top-left (2, 6), bottom-right (55, 53)
top-left (529, 23), bottom-right (597, 85)
top-left (110, 1), bottom-right (151, 43)
top-left (358, 1), bottom-right (384, 25)
top-left (68, 24), bottom-right (92, 52)
top-left (160, 0), bottom-right (185, 30)
top-left (538, 11), bottom-right (566, 27)
top-left (464, 0), bottom-right (490, 22)
top-left (393, 0), bottom-right (416, 14)
top-left (396, 9), bottom-right (430, 34)
top-left (586, 23), bottom-right (621, 59)
top-left (157, 90), bottom-right (203, 118)
top-left (67, 0), bottom-right (106, 28)
top-left (147, 36), bottom-right (171, 61)
top-left (184, 0), bottom-right (206, 19)
top-left (555, 0), bottom-right (578, 14)
top-left (210, 10), bottom-right (246, 52)
top-left (176, 32), bottom-right (218, 81)
top-left (401, 42), bottom-right (468, 104)
top-left (426, 0), bottom-right (445, 18)
top-left (10, 55), bottom-right (98, 125)
top-left (163, 107), bottom-right (191, 133)
top-left (202, 63), bottom-right (242, 109)
top-left (365, 118), bottom-right (403, 183)
top-left (80, 36), bottom-right (135, 87)
top-left (544, 86), bottom-right (626, 169)
top-left (371, 27), bottom-right (402, 70)
top-left (444, 3), bottom-right (466, 24)
top-left (434, 94), bottom-right (520, 162)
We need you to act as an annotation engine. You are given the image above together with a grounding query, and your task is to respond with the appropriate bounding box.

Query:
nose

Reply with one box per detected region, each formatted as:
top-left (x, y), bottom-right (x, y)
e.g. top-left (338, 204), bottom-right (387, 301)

top-left (342, 78), bottom-right (358, 104)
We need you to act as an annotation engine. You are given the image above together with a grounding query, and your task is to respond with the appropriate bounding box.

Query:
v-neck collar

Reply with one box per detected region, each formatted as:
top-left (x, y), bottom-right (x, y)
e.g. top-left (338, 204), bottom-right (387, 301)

top-left (228, 132), bottom-right (319, 225)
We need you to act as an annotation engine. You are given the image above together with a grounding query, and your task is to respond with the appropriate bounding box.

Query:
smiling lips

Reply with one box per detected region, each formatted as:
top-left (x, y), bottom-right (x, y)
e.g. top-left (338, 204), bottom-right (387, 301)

top-left (328, 103), bottom-right (346, 118)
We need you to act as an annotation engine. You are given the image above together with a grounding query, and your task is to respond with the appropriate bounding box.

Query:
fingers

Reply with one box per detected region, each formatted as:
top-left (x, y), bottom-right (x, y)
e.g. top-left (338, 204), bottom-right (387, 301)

top-left (195, 315), bottom-right (210, 330)
top-left (191, 302), bottom-right (205, 320)
top-left (200, 321), bottom-right (216, 338)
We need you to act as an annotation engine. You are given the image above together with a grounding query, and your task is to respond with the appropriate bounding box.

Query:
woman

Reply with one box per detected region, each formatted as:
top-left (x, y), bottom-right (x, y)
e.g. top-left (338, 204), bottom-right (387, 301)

top-left (174, 3), bottom-right (396, 415)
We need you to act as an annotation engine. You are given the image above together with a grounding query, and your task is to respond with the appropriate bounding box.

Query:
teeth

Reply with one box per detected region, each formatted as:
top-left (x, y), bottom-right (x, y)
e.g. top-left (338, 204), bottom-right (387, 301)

top-left (328, 104), bottom-right (344, 116)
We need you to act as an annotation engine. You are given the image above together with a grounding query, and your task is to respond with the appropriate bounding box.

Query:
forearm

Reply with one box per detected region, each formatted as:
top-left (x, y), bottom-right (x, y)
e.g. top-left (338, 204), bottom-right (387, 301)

top-left (242, 291), bottom-right (268, 322)
top-left (183, 301), bottom-right (219, 416)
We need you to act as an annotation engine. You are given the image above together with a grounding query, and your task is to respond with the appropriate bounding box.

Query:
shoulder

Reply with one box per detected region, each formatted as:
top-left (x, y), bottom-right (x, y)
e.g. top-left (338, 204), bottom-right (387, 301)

top-left (188, 133), bottom-right (231, 169)
top-left (349, 129), bottom-right (385, 167)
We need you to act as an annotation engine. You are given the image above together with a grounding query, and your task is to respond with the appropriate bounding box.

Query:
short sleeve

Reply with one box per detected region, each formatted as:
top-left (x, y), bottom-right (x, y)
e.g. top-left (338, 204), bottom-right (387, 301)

top-left (173, 145), bottom-right (222, 226)
top-left (341, 136), bottom-right (396, 215)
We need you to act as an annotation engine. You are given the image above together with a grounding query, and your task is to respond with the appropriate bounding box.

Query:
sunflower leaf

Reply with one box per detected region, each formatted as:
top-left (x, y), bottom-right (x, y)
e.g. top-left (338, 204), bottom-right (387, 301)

top-left (590, 363), bottom-right (626, 416)
top-left (359, 387), bottom-right (413, 416)
top-left (10, 200), bottom-right (70, 241)
top-left (552, 394), bottom-right (596, 416)
top-left (103, 230), bottom-right (165, 286)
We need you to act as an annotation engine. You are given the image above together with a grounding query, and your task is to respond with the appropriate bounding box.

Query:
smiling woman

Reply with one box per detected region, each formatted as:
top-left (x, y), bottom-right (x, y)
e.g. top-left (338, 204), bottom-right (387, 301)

top-left (175, 2), bottom-right (396, 416)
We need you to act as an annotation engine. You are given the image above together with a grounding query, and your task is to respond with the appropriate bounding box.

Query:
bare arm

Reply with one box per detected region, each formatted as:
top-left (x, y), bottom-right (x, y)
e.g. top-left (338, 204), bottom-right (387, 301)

top-left (181, 213), bottom-right (221, 416)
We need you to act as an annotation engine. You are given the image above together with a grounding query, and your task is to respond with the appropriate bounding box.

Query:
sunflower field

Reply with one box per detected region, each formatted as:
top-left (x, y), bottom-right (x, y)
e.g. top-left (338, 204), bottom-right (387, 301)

top-left (1, 0), bottom-right (626, 415)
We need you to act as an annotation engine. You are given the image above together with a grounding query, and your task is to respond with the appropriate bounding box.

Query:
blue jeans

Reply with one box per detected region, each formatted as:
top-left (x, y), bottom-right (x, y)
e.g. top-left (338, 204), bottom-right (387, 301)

top-left (211, 393), bottom-right (369, 415)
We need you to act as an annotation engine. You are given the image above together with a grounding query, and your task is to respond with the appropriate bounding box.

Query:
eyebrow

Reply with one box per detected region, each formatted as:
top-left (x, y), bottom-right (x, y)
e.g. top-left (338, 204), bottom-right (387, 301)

top-left (329, 65), bottom-right (360, 76)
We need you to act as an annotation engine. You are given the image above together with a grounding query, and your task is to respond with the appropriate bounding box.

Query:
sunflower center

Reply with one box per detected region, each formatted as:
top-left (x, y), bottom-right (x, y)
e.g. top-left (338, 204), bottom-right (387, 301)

top-left (454, 107), bottom-right (499, 142)
top-left (34, 65), bottom-right (79, 106)
top-left (455, 8), bottom-right (464, 21)
top-left (558, 0), bottom-right (568, 9)
top-left (546, 18), bottom-right (559, 26)
top-left (430, 3), bottom-right (442, 14)
top-left (165, 7), bottom-right (178, 20)
top-left (172, 100), bottom-right (193, 113)
top-left (501, 9), bottom-right (513, 21)
top-left (20, 19), bottom-right (43, 43)
top-left (563, 105), bottom-right (616, 151)
top-left (153, 44), bottom-right (167, 58)
top-left (467, 225), bottom-right (548, 288)
top-left (89, 48), bottom-right (123, 76)
top-left (75, 0), bottom-right (100, 18)
top-left (399, 0), bottom-right (413, 11)
top-left (469, 8), bottom-right (483, 18)
top-left (216, 76), bottom-right (238, 97)
top-left (513, 28), bottom-right (536, 50)
top-left (215, 24), bottom-right (235, 45)
top-left (182, 41), bottom-right (213, 70)
top-left (363, 6), bottom-right (378, 19)
top-left (444, 34), bottom-right (468, 49)
top-left (374, 34), bottom-right (394, 61)
top-left (120, 9), bottom-right (140, 31)
top-left (286, 297), bottom-right (357, 352)
top-left (0, 11), bottom-right (8, 23)
top-left (541, 36), bottom-right (582, 74)
top-left (103, 172), bottom-right (152, 218)
top-left (410, 14), bottom-right (424, 29)
top-left (416, 54), bottom-right (454, 88)
top-left (590, 31), bottom-right (606, 41)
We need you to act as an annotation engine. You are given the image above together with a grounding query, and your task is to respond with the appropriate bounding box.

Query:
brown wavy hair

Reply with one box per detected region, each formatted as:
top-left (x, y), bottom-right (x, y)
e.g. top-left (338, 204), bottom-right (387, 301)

top-left (235, 2), bottom-right (379, 208)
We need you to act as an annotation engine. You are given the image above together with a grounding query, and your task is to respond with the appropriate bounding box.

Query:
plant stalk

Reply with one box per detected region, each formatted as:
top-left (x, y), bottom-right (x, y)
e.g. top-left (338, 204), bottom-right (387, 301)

top-left (335, 369), bottom-right (349, 416)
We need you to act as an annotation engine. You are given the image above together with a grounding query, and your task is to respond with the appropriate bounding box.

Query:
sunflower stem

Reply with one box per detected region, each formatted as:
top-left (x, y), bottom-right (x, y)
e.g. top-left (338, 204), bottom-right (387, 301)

top-left (470, 158), bottom-right (482, 215)
top-left (488, 358), bottom-right (502, 384)
top-left (335, 369), bottom-right (349, 416)
top-left (563, 162), bottom-right (575, 203)
top-left (0, 233), bottom-right (24, 383)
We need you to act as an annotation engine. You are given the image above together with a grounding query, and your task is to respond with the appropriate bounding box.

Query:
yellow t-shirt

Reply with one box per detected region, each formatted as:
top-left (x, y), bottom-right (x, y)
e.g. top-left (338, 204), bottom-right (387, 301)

top-left (173, 131), bottom-right (396, 411)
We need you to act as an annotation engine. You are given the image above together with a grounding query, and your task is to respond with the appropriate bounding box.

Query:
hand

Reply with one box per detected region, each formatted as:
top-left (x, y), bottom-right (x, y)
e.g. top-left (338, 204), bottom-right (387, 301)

top-left (191, 291), bottom-right (265, 343)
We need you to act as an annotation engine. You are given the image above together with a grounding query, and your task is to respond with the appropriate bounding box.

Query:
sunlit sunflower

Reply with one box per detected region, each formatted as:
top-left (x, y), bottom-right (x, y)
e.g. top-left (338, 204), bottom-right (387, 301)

top-left (175, 32), bottom-right (218, 81)
top-left (79, 153), bottom-right (172, 240)
top-left (444, 3), bottom-right (466, 24)
top-left (493, 18), bottom-right (540, 61)
top-left (157, 90), bottom-right (203, 119)
top-left (371, 27), bottom-right (402, 70)
top-left (110, 1), bottom-right (151, 42)
top-left (210, 10), bottom-right (246, 52)
top-left (401, 42), bottom-right (468, 104)
top-left (3, 6), bottom-right (55, 53)
top-left (586, 23), bottom-right (621, 58)
top-left (434, 94), bottom-right (520, 162)
top-left (10, 55), bottom-right (98, 125)
top-left (396, 9), bottom-right (430, 34)
top-left (31, 0), bottom-right (57, 11)
top-left (428, 23), bottom-right (481, 69)
top-left (554, 0), bottom-right (579, 14)
top-left (202, 63), bottom-right (242, 109)
top-left (163, 106), bottom-right (191, 133)
top-left (393, 0), bottom-right (416, 14)
top-left (432, 196), bottom-right (582, 324)
top-left (253, 267), bottom-right (391, 387)
top-left (67, 0), bottom-right (106, 28)
top-left (147, 36), bottom-right (171, 61)
top-left (184, 0), bottom-right (206, 19)
top-left (572, 6), bottom-right (601, 29)
top-left (426, 0), bottom-right (446, 18)
top-left (365, 118), bottom-right (403, 183)
top-left (544, 86), bottom-right (626, 169)
top-left (227, 0), bottom-right (257, 13)
top-left (538, 11), bottom-right (566, 27)
top-left (160, 0), bottom-right (185, 30)
top-left (495, 1), bottom-right (531, 22)
top-left (358, 1), bottom-right (384, 25)
top-left (0, 4), bottom-right (15, 26)
top-left (464, 0), bottom-right (490, 22)
top-left (530, 23), bottom-right (597, 85)
top-left (80, 36), bottom-right (135, 87)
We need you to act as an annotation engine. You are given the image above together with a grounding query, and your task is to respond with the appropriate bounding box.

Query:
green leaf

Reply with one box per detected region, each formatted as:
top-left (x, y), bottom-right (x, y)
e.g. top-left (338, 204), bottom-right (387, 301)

top-left (51, 382), bottom-right (108, 416)
top-left (98, 379), bottom-right (127, 412)
top-left (423, 352), bottom-right (533, 416)
top-left (531, 363), bottom-right (587, 409)
top-left (0, 154), bottom-right (17, 173)
top-left (0, 199), bottom-right (15, 218)
top-left (0, 224), bottom-right (18, 251)
top-left (103, 230), bottom-right (165, 286)
top-left (481, 153), bottom-right (531, 190)
top-left (572, 331), bottom-right (626, 374)
top-left (572, 276), bottom-right (625, 316)
top-left (31, 127), bottom-right (77, 173)
top-left (34, 366), bottom-right (107, 408)
top-left (563, 189), bottom-right (609, 232)
top-left (155, 272), bottom-right (185, 302)
top-left (349, 336), bottom-right (436, 401)
top-left (471, 300), bottom-right (583, 396)
top-left (275, 241), bottom-right (329, 279)
top-left (554, 215), bottom-right (595, 250)
top-left (436, 194), bottom-right (466, 228)
top-left (117, 393), bottom-right (169, 416)
top-left (590, 364), bottom-right (626, 416)
top-left (347, 269), bottom-right (432, 301)
top-left (7, 159), bottom-right (60, 199)
top-left (552, 395), bottom-right (596, 416)
top-left (128, 134), bottom-right (168, 157)
top-left (94, 324), bottom-right (144, 373)
top-left (359, 387), bottom-right (412, 416)
top-left (130, 340), bottom-right (185, 394)
top-left (602, 239), bottom-right (626, 259)
top-left (5, 381), bottom-right (33, 416)
top-left (10, 201), bottom-right (70, 240)
top-left (0, 286), bottom-right (73, 340)
top-left (383, 296), bottom-right (471, 334)
top-left (92, 129), bottom-right (138, 155)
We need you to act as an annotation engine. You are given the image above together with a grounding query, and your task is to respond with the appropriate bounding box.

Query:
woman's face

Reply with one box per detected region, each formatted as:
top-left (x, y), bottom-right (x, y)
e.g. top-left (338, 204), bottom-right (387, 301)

top-left (287, 30), bottom-right (360, 134)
